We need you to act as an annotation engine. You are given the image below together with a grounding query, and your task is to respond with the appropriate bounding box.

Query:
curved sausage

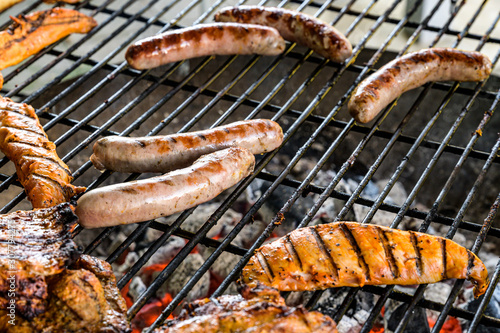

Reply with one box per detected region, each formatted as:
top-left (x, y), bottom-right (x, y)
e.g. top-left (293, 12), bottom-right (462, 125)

top-left (90, 119), bottom-right (283, 174)
top-left (125, 23), bottom-right (286, 70)
top-left (76, 147), bottom-right (255, 228)
top-left (214, 6), bottom-right (352, 63)
top-left (348, 48), bottom-right (492, 123)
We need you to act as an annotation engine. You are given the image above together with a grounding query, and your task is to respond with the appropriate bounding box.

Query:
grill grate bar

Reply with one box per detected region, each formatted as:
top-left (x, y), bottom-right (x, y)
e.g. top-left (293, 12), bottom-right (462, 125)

top-left (469, 258), bottom-right (500, 332)
top-left (430, 140), bottom-right (500, 332)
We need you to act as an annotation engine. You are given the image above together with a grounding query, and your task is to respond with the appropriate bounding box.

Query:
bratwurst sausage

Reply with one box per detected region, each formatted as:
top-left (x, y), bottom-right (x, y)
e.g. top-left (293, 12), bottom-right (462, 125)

top-left (90, 119), bottom-right (283, 173)
top-left (214, 6), bottom-right (352, 63)
top-left (348, 48), bottom-right (492, 123)
top-left (76, 147), bottom-right (255, 228)
top-left (125, 23), bottom-right (285, 70)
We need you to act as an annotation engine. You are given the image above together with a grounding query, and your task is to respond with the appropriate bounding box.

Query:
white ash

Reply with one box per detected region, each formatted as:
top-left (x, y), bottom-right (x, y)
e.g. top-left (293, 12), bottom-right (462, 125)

top-left (144, 236), bottom-right (185, 267)
top-left (128, 276), bottom-right (147, 303)
top-left (113, 251), bottom-right (140, 279)
top-left (197, 238), bottom-right (242, 295)
top-left (312, 288), bottom-right (377, 331)
top-left (153, 253), bottom-right (209, 302)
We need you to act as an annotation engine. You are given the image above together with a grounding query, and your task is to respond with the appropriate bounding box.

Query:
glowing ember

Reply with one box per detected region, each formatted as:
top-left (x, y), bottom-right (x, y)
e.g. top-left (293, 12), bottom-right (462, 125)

top-left (131, 292), bottom-right (173, 333)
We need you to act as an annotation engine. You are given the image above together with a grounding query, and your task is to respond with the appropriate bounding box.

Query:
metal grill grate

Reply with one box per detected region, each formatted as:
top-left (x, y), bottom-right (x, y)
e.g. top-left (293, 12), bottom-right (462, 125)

top-left (1, 0), bottom-right (499, 332)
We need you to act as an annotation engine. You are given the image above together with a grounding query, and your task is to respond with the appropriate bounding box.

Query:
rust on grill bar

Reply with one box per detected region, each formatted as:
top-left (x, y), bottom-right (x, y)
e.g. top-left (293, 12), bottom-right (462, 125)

top-left (0, 0), bottom-right (499, 332)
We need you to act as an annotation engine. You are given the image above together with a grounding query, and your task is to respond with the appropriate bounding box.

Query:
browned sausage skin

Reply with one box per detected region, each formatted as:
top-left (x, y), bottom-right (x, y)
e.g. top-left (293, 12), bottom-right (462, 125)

top-left (125, 23), bottom-right (285, 70)
top-left (214, 6), bottom-right (352, 63)
top-left (90, 119), bottom-right (283, 174)
top-left (348, 48), bottom-right (492, 123)
top-left (76, 147), bottom-right (255, 228)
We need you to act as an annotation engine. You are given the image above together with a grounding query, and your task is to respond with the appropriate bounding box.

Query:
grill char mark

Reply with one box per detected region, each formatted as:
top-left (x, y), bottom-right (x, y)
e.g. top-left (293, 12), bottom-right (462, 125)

top-left (410, 231), bottom-right (423, 276)
top-left (285, 234), bottom-right (303, 272)
top-left (310, 226), bottom-right (339, 280)
top-left (441, 238), bottom-right (447, 279)
top-left (255, 251), bottom-right (274, 282)
top-left (339, 223), bottom-right (370, 281)
top-left (377, 228), bottom-right (399, 279)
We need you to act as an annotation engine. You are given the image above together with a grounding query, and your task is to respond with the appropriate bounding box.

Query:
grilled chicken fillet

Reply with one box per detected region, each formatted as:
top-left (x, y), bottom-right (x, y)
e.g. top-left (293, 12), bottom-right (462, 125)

top-left (0, 8), bottom-right (97, 89)
top-left (0, 97), bottom-right (86, 208)
top-left (0, 203), bottom-right (80, 319)
top-left (241, 222), bottom-right (489, 298)
top-left (0, 255), bottom-right (131, 332)
top-left (151, 284), bottom-right (337, 333)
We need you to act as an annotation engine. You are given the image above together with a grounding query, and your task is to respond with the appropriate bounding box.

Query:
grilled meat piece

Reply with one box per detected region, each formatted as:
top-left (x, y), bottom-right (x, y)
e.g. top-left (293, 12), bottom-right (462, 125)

top-left (0, 8), bottom-right (97, 89)
top-left (241, 222), bottom-right (489, 298)
top-left (151, 284), bottom-right (337, 333)
top-left (0, 203), bottom-right (80, 319)
top-left (0, 255), bottom-right (131, 333)
top-left (0, 96), bottom-right (86, 208)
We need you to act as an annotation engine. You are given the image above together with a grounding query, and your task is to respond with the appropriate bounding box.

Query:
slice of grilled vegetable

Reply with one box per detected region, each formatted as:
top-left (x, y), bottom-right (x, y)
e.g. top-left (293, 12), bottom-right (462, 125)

top-left (241, 222), bottom-right (489, 298)
top-left (0, 97), bottom-right (86, 208)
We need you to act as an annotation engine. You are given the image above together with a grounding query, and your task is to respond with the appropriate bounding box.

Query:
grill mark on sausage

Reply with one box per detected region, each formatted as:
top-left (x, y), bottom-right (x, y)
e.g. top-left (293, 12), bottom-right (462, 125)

top-left (410, 231), bottom-right (423, 276)
top-left (255, 251), bottom-right (274, 282)
top-left (441, 238), bottom-right (447, 279)
top-left (284, 235), bottom-right (303, 272)
top-left (310, 227), bottom-right (339, 280)
top-left (377, 228), bottom-right (399, 279)
top-left (339, 223), bottom-right (370, 281)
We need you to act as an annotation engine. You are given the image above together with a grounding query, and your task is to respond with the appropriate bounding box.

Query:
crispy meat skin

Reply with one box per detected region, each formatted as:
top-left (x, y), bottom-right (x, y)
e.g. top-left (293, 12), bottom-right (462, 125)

top-left (0, 255), bottom-right (131, 333)
top-left (0, 96), bottom-right (86, 208)
top-left (241, 222), bottom-right (489, 298)
top-left (0, 8), bottom-right (97, 89)
top-left (0, 203), bottom-right (80, 319)
top-left (151, 284), bottom-right (337, 333)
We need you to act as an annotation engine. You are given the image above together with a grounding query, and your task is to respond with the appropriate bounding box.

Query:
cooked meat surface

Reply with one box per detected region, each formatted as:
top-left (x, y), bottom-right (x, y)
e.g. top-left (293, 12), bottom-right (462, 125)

top-left (150, 284), bottom-right (337, 333)
top-left (241, 222), bottom-right (489, 298)
top-left (0, 203), bottom-right (80, 319)
top-left (0, 96), bottom-right (86, 208)
top-left (0, 8), bottom-right (97, 89)
top-left (0, 255), bottom-right (131, 333)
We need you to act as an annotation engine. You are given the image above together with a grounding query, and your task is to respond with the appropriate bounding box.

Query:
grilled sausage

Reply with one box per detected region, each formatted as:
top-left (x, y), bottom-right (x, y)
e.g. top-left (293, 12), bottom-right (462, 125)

top-left (76, 147), bottom-right (255, 228)
top-left (0, 97), bottom-right (86, 208)
top-left (348, 48), bottom-right (492, 123)
top-left (241, 222), bottom-right (489, 298)
top-left (0, 8), bottom-right (97, 72)
top-left (214, 6), bottom-right (352, 63)
top-left (90, 119), bottom-right (283, 173)
top-left (125, 23), bottom-right (286, 70)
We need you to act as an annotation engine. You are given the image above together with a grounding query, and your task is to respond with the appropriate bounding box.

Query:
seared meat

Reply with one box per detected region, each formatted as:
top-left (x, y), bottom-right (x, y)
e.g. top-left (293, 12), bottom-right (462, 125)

top-left (0, 96), bottom-right (86, 208)
top-left (0, 255), bottom-right (131, 333)
top-left (151, 284), bottom-right (337, 333)
top-left (0, 203), bottom-right (80, 319)
top-left (241, 222), bottom-right (489, 298)
top-left (0, 8), bottom-right (97, 89)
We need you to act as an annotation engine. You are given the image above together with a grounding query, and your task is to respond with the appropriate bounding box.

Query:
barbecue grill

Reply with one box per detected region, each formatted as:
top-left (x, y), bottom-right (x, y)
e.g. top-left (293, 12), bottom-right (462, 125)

top-left (1, 0), bottom-right (499, 332)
